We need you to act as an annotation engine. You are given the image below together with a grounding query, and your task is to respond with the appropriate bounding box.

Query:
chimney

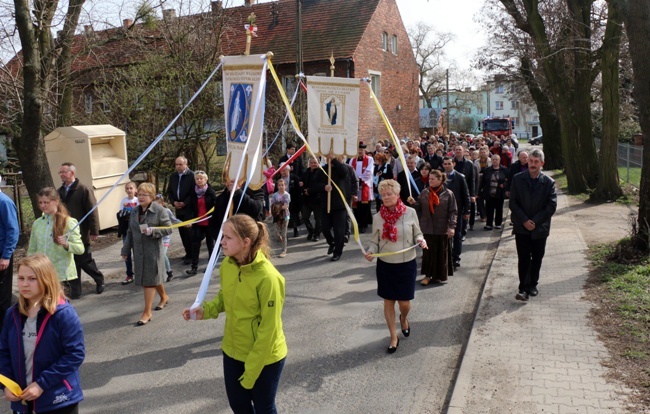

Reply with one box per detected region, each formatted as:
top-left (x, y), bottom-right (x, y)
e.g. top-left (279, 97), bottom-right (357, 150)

top-left (162, 9), bottom-right (176, 20)
top-left (244, 0), bottom-right (257, 6)
top-left (123, 19), bottom-right (134, 29)
top-left (84, 25), bottom-right (93, 35)
top-left (211, 1), bottom-right (222, 13)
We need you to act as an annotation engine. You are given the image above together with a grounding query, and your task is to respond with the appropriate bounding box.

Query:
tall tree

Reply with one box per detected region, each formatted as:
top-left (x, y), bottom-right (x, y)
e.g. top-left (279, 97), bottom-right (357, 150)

top-left (12, 0), bottom-right (85, 214)
top-left (499, 0), bottom-right (600, 193)
top-left (593, 0), bottom-right (623, 200)
top-left (408, 22), bottom-right (454, 109)
top-left (611, 0), bottom-right (650, 250)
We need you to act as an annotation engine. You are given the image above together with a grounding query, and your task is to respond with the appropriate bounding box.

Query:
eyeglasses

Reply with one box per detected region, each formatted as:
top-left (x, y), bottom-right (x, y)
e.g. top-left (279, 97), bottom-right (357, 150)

top-left (195, 170), bottom-right (206, 175)
top-left (137, 193), bottom-right (153, 198)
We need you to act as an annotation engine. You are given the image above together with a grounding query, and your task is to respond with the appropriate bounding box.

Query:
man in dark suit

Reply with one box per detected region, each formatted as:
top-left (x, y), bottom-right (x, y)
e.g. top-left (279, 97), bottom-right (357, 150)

top-left (396, 155), bottom-right (421, 204)
top-left (443, 157), bottom-right (470, 268)
top-left (300, 157), bottom-right (322, 241)
top-left (278, 142), bottom-right (304, 178)
top-left (166, 156), bottom-right (195, 264)
top-left (453, 145), bottom-right (476, 238)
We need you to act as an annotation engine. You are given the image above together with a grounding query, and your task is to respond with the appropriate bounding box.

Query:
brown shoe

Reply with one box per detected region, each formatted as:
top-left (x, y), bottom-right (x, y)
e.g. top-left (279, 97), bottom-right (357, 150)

top-left (420, 277), bottom-right (431, 286)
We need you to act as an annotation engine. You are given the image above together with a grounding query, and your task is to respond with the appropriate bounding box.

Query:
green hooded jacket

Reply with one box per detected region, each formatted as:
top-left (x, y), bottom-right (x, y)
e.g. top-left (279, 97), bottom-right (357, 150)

top-left (203, 249), bottom-right (287, 389)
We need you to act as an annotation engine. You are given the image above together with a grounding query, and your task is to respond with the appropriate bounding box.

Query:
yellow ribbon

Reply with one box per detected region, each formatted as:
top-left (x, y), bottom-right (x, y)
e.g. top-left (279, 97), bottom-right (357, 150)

top-left (0, 374), bottom-right (22, 396)
top-left (151, 207), bottom-right (215, 229)
top-left (371, 244), bottom-right (418, 258)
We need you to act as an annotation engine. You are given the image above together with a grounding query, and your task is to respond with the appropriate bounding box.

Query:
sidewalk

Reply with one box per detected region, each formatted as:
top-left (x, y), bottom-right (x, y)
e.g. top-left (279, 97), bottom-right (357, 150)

top-left (447, 191), bottom-right (634, 413)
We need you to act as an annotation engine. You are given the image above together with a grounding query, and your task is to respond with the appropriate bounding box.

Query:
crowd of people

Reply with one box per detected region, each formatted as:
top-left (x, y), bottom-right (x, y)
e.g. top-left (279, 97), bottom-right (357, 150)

top-left (0, 130), bottom-right (556, 412)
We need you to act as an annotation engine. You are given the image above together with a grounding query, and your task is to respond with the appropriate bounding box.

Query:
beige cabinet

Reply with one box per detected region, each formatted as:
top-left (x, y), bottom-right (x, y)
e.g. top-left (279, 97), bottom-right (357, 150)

top-left (45, 125), bottom-right (128, 230)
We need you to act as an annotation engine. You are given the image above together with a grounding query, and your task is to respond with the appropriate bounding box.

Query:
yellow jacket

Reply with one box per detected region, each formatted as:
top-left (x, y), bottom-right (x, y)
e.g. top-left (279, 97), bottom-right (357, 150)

top-left (203, 250), bottom-right (287, 389)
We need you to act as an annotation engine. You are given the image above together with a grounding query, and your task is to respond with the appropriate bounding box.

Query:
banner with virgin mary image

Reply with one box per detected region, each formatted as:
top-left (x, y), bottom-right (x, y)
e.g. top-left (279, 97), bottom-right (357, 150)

top-left (222, 55), bottom-right (266, 188)
top-left (307, 76), bottom-right (360, 157)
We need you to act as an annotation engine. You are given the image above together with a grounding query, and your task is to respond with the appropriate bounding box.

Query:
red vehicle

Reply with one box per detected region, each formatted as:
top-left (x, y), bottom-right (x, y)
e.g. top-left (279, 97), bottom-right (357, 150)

top-left (482, 117), bottom-right (514, 138)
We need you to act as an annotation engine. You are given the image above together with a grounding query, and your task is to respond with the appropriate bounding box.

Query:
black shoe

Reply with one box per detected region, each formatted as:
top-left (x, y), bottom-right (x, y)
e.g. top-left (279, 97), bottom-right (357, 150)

top-left (516, 291), bottom-right (529, 301)
top-left (360, 226), bottom-right (367, 234)
top-left (312, 236), bottom-right (320, 242)
top-left (469, 226), bottom-right (474, 231)
top-left (331, 255), bottom-right (341, 261)
top-left (400, 314), bottom-right (410, 337)
top-left (461, 236), bottom-right (466, 242)
top-left (453, 260), bottom-right (460, 269)
top-left (166, 271), bottom-right (174, 282)
top-left (294, 228), bottom-right (299, 237)
top-left (529, 287), bottom-right (539, 297)
top-left (344, 235), bottom-right (349, 244)
top-left (327, 244), bottom-right (335, 255)
top-left (96, 284), bottom-right (105, 294)
top-left (70, 292), bottom-right (81, 300)
top-left (387, 338), bottom-right (399, 354)
top-left (186, 268), bottom-right (198, 275)
top-left (307, 231), bottom-right (313, 240)
top-left (484, 226), bottom-right (493, 230)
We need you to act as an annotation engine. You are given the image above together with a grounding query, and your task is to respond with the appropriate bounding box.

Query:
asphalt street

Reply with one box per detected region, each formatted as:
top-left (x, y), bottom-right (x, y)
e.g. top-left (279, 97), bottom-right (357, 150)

top-left (71, 213), bottom-right (502, 413)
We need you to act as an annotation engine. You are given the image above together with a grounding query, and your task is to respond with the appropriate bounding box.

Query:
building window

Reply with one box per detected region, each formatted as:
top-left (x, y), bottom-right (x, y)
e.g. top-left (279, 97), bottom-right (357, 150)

top-left (511, 100), bottom-right (519, 110)
top-left (512, 117), bottom-right (519, 127)
top-left (369, 71), bottom-right (381, 99)
top-left (101, 100), bottom-right (111, 113)
top-left (391, 35), bottom-right (398, 54)
top-left (282, 76), bottom-right (295, 97)
top-left (382, 32), bottom-right (388, 51)
top-left (495, 101), bottom-right (504, 110)
top-left (495, 85), bottom-right (505, 94)
top-left (84, 93), bottom-right (93, 114)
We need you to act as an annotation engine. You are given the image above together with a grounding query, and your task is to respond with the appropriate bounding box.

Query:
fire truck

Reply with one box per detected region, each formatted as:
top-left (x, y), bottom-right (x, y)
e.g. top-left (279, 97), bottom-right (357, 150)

top-left (481, 117), bottom-right (514, 138)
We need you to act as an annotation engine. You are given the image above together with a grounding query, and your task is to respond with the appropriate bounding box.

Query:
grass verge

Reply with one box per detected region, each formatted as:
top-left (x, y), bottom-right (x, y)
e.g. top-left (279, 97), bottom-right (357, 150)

top-left (586, 240), bottom-right (650, 406)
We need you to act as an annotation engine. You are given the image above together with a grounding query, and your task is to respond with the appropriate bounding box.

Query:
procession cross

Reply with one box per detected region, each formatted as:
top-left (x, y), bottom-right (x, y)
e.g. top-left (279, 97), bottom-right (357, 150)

top-left (244, 13), bottom-right (257, 56)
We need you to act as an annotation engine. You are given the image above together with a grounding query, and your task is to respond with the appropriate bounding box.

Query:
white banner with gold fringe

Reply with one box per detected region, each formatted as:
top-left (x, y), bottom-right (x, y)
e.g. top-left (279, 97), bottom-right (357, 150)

top-left (307, 76), bottom-right (360, 157)
top-left (222, 55), bottom-right (266, 188)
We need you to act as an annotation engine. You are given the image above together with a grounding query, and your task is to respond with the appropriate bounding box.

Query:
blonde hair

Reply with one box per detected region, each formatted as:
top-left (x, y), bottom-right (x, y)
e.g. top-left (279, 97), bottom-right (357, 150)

top-left (225, 214), bottom-right (270, 265)
top-left (137, 182), bottom-right (156, 197)
top-left (125, 181), bottom-right (137, 190)
top-left (378, 179), bottom-right (401, 195)
top-left (17, 254), bottom-right (65, 316)
top-left (37, 187), bottom-right (70, 243)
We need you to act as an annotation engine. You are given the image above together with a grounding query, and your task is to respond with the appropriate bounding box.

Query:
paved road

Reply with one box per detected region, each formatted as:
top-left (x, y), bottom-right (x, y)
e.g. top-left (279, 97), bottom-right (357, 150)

top-left (70, 214), bottom-right (501, 413)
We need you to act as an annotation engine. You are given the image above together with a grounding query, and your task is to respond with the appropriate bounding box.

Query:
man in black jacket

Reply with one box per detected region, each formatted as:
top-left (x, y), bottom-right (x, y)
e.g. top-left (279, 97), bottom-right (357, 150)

top-left (443, 157), bottom-right (470, 268)
top-left (506, 150), bottom-right (529, 196)
top-left (58, 162), bottom-right (105, 297)
top-left (300, 157), bottom-right (322, 241)
top-left (509, 149), bottom-right (557, 301)
top-left (278, 142), bottom-right (304, 178)
top-left (311, 154), bottom-right (349, 261)
top-left (396, 155), bottom-right (421, 204)
top-left (166, 156), bottom-right (195, 264)
top-left (478, 154), bottom-right (509, 230)
top-left (453, 145), bottom-right (476, 238)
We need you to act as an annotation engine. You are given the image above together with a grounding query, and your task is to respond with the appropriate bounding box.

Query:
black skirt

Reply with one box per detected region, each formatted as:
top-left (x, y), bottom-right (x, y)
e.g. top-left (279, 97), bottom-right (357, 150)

top-left (376, 258), bottom-right (417, 301)
top-left (421, 234), bottom-right (453, 281)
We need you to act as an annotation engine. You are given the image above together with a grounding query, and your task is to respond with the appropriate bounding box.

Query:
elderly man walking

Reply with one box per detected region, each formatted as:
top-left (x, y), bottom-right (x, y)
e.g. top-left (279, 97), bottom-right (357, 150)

top-left (167, 156), bottom-right (195, 264)
top-left (509, 149), bottom-right (557, 301)
top-left (0, 175), bottom-right (19, 330)
top-left (58, 162), bottom-right (105, 298)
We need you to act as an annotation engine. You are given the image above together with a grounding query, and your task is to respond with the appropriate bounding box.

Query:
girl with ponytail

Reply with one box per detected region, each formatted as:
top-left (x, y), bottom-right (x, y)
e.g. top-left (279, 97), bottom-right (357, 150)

top-left (27, 188), bottom-right (84, 289)
top-left (183, 214), bottom-right (286, 412)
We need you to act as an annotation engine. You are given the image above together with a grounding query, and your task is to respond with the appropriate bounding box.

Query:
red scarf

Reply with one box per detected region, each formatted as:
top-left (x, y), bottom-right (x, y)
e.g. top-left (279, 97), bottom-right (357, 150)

top-left (379, 199), bottom-right (407, 242)
top-left (428, 185), bottom-right (443, 214)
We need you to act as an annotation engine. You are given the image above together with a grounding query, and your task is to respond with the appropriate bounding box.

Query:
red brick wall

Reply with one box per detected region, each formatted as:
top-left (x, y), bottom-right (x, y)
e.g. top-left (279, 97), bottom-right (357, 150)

top-left (353, 0), bottom-right (419, 147)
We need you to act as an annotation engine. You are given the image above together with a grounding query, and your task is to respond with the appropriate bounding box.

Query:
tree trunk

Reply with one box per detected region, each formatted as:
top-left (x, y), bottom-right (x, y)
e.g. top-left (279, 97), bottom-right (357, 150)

top-left (593, 0), bottom-right (623, 201)
top-left (614, 0), bottom-right (650, 250)
top-left (519, 56), bottom-right (563, 169)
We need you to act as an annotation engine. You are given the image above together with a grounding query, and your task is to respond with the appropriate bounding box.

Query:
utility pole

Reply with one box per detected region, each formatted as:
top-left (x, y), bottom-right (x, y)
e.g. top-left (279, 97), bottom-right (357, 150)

top-left (446, 69), bottom-right (450, 134)
top-left (295, 0), bottom-right (305, 138)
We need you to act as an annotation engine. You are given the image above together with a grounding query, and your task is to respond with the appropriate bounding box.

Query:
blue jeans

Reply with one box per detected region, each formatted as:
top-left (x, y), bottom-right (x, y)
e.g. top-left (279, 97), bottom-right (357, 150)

top-left (122, 235), bottom-right (133, 277)
top-left (223, 353), bottom-right (285, 414)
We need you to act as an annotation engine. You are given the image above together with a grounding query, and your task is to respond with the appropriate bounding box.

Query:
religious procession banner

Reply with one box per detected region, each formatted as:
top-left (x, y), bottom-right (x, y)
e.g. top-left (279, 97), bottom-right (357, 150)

top-left (307, 76), bottom-right (360, 157)
top-left (222, 55), bottom-right (266, 188)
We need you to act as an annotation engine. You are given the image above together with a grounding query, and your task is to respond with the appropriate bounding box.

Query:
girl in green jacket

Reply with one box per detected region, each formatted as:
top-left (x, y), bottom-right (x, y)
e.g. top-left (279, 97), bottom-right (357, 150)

top-left (183, 214), bottom-right (287, 413)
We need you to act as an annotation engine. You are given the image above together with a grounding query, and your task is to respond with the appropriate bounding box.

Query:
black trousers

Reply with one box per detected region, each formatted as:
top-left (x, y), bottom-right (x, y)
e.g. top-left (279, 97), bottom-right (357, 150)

top-left (289, 199), bottom-right (302, 229)
top-left (70, 244), bottom-right (104, 296)
top-left (190, 225), bottom-right (215, 268)
top-left (485, 197), bottom-right (505, 227)
top-left (0, 256), bottom-right (13, 332)
top-left (353, 202), bottom-right (372, 230)
top-left (178, 225), bottom-right (193, 259)
top-left (515, 233), bottom-right (548, 293)
top-left (301, 202), bottom-right (321, 236)
top-left (15, 402), bottom-right (78, 414)
top-left (469, 201), bottom-right (477, 228)
top-left (321, 208), bottom-right (347, 256)
top-left (452, 216), bottom-right (464, 263)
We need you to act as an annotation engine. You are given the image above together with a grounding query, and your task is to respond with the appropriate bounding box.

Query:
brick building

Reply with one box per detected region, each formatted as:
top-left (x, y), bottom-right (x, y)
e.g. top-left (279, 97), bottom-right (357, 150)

top-left (3, 0), bottom-right (419, 148)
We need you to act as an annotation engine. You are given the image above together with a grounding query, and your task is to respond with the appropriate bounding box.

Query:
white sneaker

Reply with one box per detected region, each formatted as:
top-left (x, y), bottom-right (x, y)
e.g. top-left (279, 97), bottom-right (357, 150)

top-left (495, 225), bottom-right (502, 229)
top-left (279, 252), bottom-right (287, 258)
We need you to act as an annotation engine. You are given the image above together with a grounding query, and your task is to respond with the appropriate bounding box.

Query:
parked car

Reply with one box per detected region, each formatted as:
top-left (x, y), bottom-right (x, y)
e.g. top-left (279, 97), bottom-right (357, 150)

top-left (530, 135), bottom-right (543, 145)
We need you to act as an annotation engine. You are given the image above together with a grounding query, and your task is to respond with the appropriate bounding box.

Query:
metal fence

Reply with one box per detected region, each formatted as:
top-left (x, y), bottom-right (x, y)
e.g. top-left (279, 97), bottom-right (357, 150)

top-left (595, 139), bottom-right (643, 186)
